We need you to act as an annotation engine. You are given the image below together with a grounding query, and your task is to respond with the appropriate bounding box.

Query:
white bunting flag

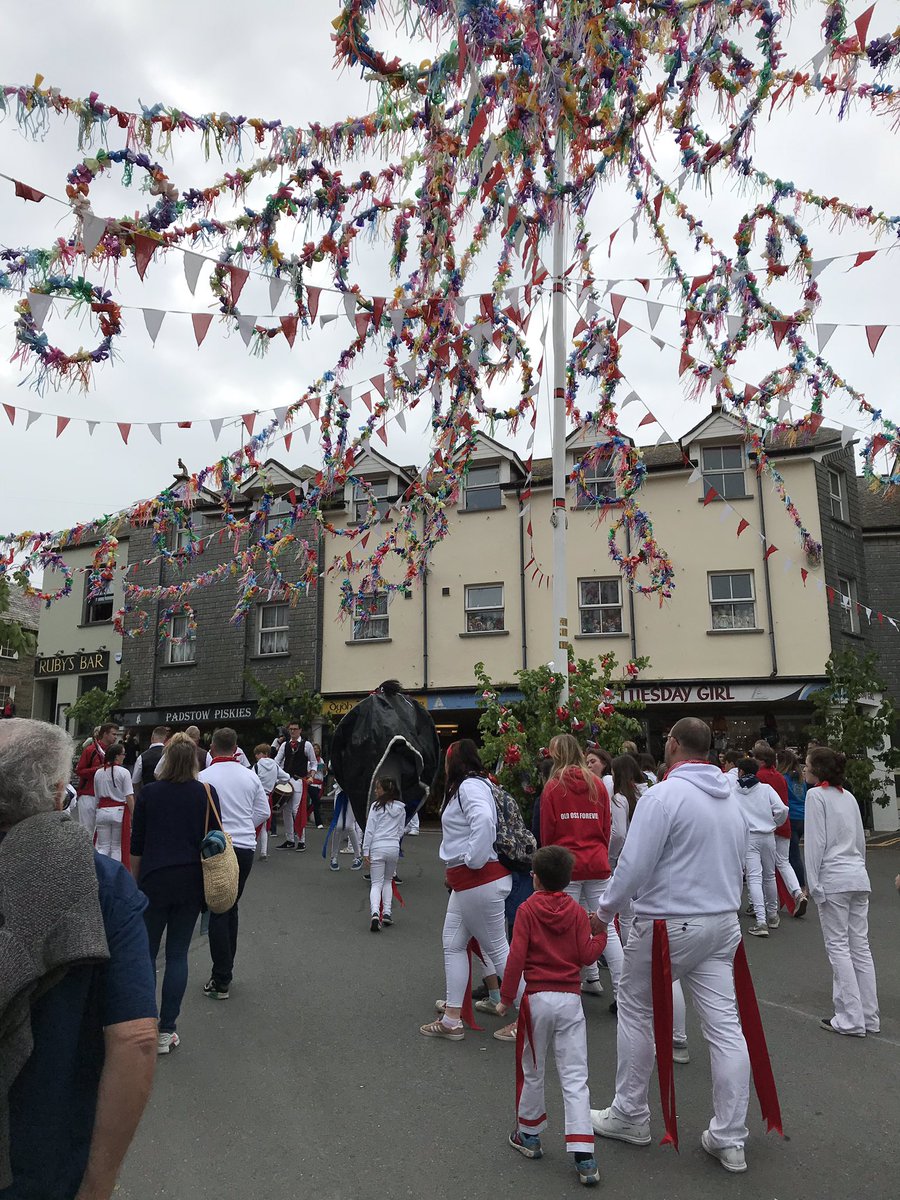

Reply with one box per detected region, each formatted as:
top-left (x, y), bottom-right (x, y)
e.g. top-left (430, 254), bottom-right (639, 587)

top-left (811, 46), bottom-right (828, 76)
top-left (726, 314), bottom-right (742, 340)
top-left (402, 360), bottom-right (417, 384)
top-left (390, 307), bottom-right (406, 336)
top-left (209, 418), bottom-right (224, 441)
top-left (810, 258), bottom-right (835, 281)
top-left (86, 421), bottom-right (98, 437)
top-left (816, 323), bottom-right (836, 352)
top-left (183, 252), bottom-right (204, 295)
top-left (841, 425), bottom-right (856, 448)
top-left (25, 410), bottom-right (41, 430)
top-left (302, 423), bottom-right (312, 443)
top-left (81, 212), bottom-right (107, 256)
top-left (646, 300), bottom-right (663, 330)
top-left (274, 406), bottom-right (289, 427)
top-left (343, 294), bottom-right (357, 321)
top-left (656, 430), bottom-right (674, 446)
top-left (268, 277), bottom-right (287, 312)
top-left (237, 316), bottom-right (256, 346)
top-left (339, 387), bottom-right (352, 407)
top-left (147, 423), bottom-right (162, 443)
top-left (396, 411), bottom-right (407, 432)
top-left (651, 335), bottom-right (665, 351)
top-left (143, 309), bottom-right (165, 345)
top-left (603, 279), bottom-right (619, 297)
top-left (27, 292), bottom-right (52, 330)
top-left (320, 313), bottom-right (339, 326)
top-left (689, 465), bottom-right (703, 484)
top-left (777, 396), bottom-right (791, 421)
top-left (621, 390), bottom-right (640, 408)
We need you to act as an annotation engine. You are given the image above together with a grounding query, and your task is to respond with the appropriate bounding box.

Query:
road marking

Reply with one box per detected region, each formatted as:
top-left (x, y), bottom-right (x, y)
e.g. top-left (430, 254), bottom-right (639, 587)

top-left (869, 836), bottom-right (900, 848)
top-left (758, 998), bottom-right (900, 1048)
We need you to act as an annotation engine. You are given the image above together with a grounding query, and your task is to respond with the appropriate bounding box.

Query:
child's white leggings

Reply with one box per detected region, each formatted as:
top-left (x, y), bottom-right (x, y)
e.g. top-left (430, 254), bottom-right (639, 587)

top-left (369, 854), bottom-right (399, 917)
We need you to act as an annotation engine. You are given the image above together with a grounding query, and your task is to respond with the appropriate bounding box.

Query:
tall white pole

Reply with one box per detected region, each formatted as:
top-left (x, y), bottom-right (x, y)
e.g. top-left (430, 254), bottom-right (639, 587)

top-left (551, 129), bottom-right (569, 703)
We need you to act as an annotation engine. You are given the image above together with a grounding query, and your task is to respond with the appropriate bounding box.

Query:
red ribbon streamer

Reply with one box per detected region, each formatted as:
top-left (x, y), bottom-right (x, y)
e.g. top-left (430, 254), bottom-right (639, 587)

top-left (775, 871), bottom-right (796, 915)
top-left (461, 938), bottom-right (485, 1031)
top-left (651, 921), bottom-right (678, 1150)
top-left (733, 942), bottom-right (784, 1136)
top-left (514, 993), bottom-right (536, 1114)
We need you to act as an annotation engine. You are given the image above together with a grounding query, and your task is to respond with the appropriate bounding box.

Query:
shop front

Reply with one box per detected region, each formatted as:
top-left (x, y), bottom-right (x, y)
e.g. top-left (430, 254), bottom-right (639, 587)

top-left (321, 688), bottom-right (524, 749)
top-left (33, 650), bottom-right (112, 731)
top-left (117, 700), bottom-right (260, 748)
top-left (619, 678), bottom-right (826, 759)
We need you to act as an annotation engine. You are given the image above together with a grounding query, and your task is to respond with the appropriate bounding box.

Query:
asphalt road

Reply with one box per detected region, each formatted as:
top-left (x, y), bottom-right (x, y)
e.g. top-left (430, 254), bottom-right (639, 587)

top-left (117, 827), bottom-right (900, 1200)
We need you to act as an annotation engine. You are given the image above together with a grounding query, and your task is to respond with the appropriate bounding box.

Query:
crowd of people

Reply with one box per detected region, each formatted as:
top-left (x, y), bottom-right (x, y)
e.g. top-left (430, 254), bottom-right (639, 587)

top-left (0, 702), bottom-right (892, 1198)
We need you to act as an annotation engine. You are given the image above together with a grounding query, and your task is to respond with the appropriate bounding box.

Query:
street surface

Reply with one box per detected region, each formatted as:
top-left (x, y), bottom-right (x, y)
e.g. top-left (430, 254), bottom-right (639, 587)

top-left (118, 828), bottom-right (899, 1200)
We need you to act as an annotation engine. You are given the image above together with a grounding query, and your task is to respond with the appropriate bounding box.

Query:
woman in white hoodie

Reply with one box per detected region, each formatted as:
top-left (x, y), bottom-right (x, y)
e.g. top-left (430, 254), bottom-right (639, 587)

top-left (732, 758), bottom-right (789, 937)
top-left (362, 778), bottom-right (407, 931)
top-left (804, 747), bottom-right (879, 1038)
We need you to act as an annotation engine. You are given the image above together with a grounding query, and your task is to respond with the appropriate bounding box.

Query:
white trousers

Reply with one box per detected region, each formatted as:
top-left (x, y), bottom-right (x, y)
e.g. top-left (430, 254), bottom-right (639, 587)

top-left (257, 823), bottom-right (268, 856)
top-left (774, 835), bottom-right (800, 897)
top-left (565, 878), bottom-right (624, 993)
top-left (517, 992), bottom-right (594, 1153)
top-left (281, 781), bottom-right (306, 844)
top-left (369, 853), bottom-right (399, 917)
top-left (620, 911), bottom-right (686, 1043)
top-left (330, 819), bottom-right (361, 859)
top-left (77, 795), bottom-right (97, 838)
top-left (443, 876), bottom-right (513, 1008)
top-left (94, 806), bottom-right (124, 862)
top-left (816, 892), bottom-right (880, 1035)
top-left (745, 832), bottom-right (778, 923)
top-left (611, 913), bottom-right (750, 1149)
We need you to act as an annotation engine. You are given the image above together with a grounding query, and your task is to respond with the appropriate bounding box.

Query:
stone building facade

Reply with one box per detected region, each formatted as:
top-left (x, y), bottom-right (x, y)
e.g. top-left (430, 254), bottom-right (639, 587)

top-left (0, 585), bottom-right (40, 718)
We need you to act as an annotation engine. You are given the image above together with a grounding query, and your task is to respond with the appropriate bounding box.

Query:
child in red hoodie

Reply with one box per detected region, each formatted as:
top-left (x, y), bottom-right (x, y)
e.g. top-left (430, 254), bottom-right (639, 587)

top-left (498, 845), bottom-right (607, 1188)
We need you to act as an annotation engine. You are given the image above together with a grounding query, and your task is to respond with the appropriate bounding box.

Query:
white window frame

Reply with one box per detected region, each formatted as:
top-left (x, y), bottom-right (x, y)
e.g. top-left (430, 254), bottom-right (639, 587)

top-left (0, 684), bottom-right (13, 706)
top-left (463, 464), bottom-right (503, 511)
top-left (828, 469), bottom-right (847, 522)
top-left (464, 583), bottom-right (505, 633)
top-left (166, 614), bottom-right (197, 664)
top-left (708, 571), bottom-right (757, 630)
top-left (578, 577), bottom-right (623, 635)
top-left (353, 479), bottom-right (391, 523)
top-left (0, 642), bottom-right (18, 659)
top-left (84, 583), bottom-right (114, 625)
top-left (574, 450), bottom-right (616, 507)
top-left (258, 603), bottom-right (289, 656)
top-left (701, 445), bottom-right (746, 500)
top-left (352, 592), bottom-right (389, 641)
top-left (837, 575), bottom-right (859, 634)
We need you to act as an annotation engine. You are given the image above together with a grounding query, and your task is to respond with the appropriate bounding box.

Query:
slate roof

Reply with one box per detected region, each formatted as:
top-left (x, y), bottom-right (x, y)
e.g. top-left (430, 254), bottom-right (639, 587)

top-left (2, 584), bottom-right (40, 632)
top-left (857, 477), bottom-right (900, 532)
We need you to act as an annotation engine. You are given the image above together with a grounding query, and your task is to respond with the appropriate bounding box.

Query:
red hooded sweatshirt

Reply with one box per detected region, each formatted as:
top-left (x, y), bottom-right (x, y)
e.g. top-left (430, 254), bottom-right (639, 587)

top-left (500, 890), bottom-right (608, 1005)
top-left (757, 764), bottom-right (791, 838)
top-left (540, 768), bottom-right (611, 880)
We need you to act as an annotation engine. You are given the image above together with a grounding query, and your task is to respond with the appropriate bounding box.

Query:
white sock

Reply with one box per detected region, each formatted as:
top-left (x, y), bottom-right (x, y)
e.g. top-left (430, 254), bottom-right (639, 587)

top-left (441, 1014), bottom-right (462, 1029)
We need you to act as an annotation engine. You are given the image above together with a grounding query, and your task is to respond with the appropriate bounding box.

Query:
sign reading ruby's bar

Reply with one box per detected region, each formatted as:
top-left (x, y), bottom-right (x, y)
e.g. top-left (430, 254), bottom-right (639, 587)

top-left (620, 680), bottom-right (824, 706)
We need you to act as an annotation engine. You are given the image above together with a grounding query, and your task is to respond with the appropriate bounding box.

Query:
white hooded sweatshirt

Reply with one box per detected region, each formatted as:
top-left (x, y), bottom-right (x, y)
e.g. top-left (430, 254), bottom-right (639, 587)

top-left (596, 761), bottom-right (749, 922)
top-left (732, 775), bottom-right (788, 835)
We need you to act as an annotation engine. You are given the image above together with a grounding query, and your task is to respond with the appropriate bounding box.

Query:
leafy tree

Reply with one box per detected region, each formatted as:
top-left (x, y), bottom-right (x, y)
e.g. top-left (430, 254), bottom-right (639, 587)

top-left (66, 673), bottom-right (132, 737)
top-left (0, 579), bottom-right (37, 657)
top-left (808, 649), bottom-right (900, 823)
top-left (245, 670), bottom-right (322, 733)
top-left (475, 652), bottom-right (649, 817)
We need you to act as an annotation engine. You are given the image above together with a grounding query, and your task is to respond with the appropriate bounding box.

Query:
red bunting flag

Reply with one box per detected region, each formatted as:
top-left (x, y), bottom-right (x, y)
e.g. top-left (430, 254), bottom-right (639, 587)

top-left (361, 391), bottom-right (372, 412)
top-left (287, 488), bottom-right (297, 505)
top-left (371, 374), bottom-right (386, 399)
top-left (117, 423), bottom-right (131, 445)
top-left (133, 233), bottom-right (157, 280)
top-left (871, 433), bottom-right (889, 456)
top-left (801, 568), bottom-right (808, 586)
top-left (307, 396), bottom-right (321, 420)
top-left (653, 193), bottom-right (663, 220)
top-left (56, 416), bottom-right (70, 438)
top-left (678, 350), bottom-right (694, 376)
top-left (865, 325), bottom-right (886, 355)
top-left (466, 107), bottom-right (488, 156)
top-left (573, 317), bottom-right (588, 337)
top-left (242, 413), bottom-right (255, 437)
top-left (480, 295), bottom-right (494, 322)
top-left (372, 297), bottom-right (386, 327)
top-left (685, 309), bottom-right (701, 335)
top-left (610, 293), bottom-right (626, 320)
top-left (737, 518), bottom-right (749, 535)
top-left (807, 413), bottom-right (824, 434)
top-left (855, 4), bottom-right (875, 46)
top-left (376, 423), bottom-right (388, 446)
top-left (14, 180), bottom-right (45, 203)
top-left (456, 30), bottom-right (468, 85)
top-left (355, 312), bottom-right (371, 338)
top-left (703, 488), bottom-right (718, 506)
top-left (608, 228), bottom-right (618, 256)
top-left (280, 314), bottom-right (298, 347)
top-left (229, 265), bottom-right (249, 306)
top-left (636, 278), bottom-right (650, 293)
top-left (638, 412), bottom-right (657, 428)
top-left (852, 250), bottom-right (877, 270)
top-left (617, 319), bottom-right (632, 339)
top-left (826, 585), bottom-right (835, 605)
top-left (771, 321), bottom-right (790, 349)
top-left (306, 286), bottom-right (321, 323)
top-left (3, 404), bottom-right (15, 425)
top-left (192, 313), bottom-right (213, 347)
top-left (691, 271), bottom-right (713, 293)
top-left (744, 384), bottom-right (759, 403)
top-left (284, 433), bottom-right (293, 453)
top-left (763, 544), bottom-right (778, 561)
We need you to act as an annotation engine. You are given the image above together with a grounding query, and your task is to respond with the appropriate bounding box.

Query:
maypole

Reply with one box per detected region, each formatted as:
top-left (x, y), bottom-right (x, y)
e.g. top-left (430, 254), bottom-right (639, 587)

top-left (550, 128), bottom-right (570, 702)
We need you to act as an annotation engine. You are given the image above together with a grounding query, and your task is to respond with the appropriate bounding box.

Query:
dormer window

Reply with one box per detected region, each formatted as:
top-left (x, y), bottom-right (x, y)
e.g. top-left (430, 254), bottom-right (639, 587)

top-left (354, 479), bottom-right (391, 523)
top-left (463, 464), bottom-right (502, 511)
top-left (701, 445), bottom-right (746, 499)
top-left (574, 450), bottom-right (616, 507)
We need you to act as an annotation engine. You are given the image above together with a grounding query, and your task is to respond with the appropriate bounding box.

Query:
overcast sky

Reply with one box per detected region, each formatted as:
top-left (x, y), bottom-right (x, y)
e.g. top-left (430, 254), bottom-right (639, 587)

top-left (0, 0), bottom-right (897, 547)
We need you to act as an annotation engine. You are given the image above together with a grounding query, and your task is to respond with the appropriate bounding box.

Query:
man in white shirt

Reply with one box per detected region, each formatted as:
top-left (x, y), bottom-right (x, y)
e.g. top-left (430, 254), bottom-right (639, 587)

top-left (199, 727), bottom-right (270, 1000)
top-left (590, 718), bottom-right (758, 1175)
top-left (274, 720), bottom-right (317, 851)
top-left (131, 726), bottom-right (169, 794)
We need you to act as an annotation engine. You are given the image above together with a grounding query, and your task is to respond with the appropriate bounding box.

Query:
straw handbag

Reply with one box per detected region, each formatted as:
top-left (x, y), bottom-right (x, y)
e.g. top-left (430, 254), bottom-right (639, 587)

top-left (200, 784), bottom-right (239, 914)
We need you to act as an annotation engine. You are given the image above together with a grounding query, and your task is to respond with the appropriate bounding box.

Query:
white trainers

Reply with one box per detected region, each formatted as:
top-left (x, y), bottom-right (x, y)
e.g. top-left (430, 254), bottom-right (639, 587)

top-left (766, 914), bottom-right (780, 929)
top-left (701, 1130), bottom-right (747, 1173)
top-left (581, 979), bottom-right (604, 996)
top-left (672, 1040), bottom-right (690, 1064)
top-left (590, 1107), bottom-right (651, 1145)
top-left (157, 1031), bottom-right (180, 1055)
top-left (747, 923), bottom-right (769, 937)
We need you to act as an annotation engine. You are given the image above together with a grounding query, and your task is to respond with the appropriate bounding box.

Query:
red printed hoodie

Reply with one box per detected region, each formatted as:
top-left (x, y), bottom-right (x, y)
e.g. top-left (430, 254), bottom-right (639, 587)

top-left (540, 768), bottom-right (611, 881)
top-left (500, 890), bottom-right (608, 1005)
top-left (757, 764), bottom-right (791, 838)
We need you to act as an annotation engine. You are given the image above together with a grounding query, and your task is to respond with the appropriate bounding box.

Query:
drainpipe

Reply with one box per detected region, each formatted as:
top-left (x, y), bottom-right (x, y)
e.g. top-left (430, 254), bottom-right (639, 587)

top-left (422, 545), bottom-right (430, 692)
top-left (625, 518), bottom-right (638, 662)
top-left (753, 456), bottom-right (778, 677)
top-left (315, 528), bottom-right (325, 694)
top-left (517, 487), bottom-right (528, 669)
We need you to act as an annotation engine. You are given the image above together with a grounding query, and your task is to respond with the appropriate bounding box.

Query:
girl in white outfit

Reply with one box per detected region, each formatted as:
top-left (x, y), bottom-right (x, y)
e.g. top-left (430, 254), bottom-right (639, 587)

top-left (420, 739), bottom-right (515, 1041)
top-left (732, 758), bottom-right (788, 936)
top-left (804, 747), bottom-right (880, 1038)
top-left (93, 742), bottom-right (135, 864)
top-left (363, 778), bottom-right (407, 930)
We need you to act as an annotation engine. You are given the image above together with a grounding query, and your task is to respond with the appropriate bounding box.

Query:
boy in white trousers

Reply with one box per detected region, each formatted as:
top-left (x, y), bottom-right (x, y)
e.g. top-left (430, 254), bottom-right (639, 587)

top-left (732, 757), bottom-right (788, 936)
top-left (498, 845), bottom-right (607, 1188)
top-left (253, 744), bottom-right (291, 860)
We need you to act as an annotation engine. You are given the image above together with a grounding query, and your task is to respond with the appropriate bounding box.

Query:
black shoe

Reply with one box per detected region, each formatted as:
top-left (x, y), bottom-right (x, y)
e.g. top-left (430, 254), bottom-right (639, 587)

top-left (471, 982), bottom-right (490, 1002)
top-left (277, 841), bottom-right (294, 849)
top-left (364, 873), bottom-right (371, 880)
top-left (382, 914), bottom-right (393, 927)
top-left (608, 1001), bottom-right (618, 1016)
top-left (203, 978), bottom-right (230, 1000)
top-left (296, 842), bottom-right (306, 852)
top-left (393, 874), bottom-right (403, 884)
top-left (370, 916), bottom-right (381, 932)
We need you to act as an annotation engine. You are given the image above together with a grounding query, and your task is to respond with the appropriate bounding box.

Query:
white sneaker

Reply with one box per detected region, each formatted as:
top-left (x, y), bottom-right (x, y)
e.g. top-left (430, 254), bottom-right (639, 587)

top-left (747, 923), bottom-right (769, 937)
top-left (766, 914), bottom-right (780, 929)
top-left (581, 979), bottom-right (604, 996)
top-left (590, 1107), bottom-right (651, 1145)
top-left (701, 1130), bottom-right (747, 1173)
top-left (157, 1031), bottom-right (180, 1055)
top-left (672, 1040), bottom-right (690, 1064)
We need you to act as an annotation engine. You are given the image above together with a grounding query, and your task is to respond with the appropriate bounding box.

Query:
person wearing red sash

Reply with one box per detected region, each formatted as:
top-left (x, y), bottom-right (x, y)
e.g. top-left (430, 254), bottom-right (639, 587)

top-left (93, 742), bottom-right (135, 868)
top-left (274, 719), bottom-right (316, 852)
top-left (590, 717), bottom-right (781, 1175)
top-left (753, 742), bottom-right (805, 916)
top-left (74, 722), bottom-right (119, 836)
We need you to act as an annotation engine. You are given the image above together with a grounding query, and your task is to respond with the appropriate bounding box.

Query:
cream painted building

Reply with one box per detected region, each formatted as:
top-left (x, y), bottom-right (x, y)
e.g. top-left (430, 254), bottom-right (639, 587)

top-left (320, 408), bottom-right (896, 826)
top-left (32, 536), bottom-right (129, 731)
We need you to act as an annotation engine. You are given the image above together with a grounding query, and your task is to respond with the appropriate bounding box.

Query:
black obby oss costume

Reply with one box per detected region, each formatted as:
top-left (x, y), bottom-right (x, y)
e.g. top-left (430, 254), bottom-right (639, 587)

top-left (329, 681), bottom-right (440, 830)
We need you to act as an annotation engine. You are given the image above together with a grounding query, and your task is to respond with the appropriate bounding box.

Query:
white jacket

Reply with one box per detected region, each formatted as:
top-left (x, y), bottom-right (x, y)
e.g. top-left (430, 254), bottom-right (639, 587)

top-left (597, 762), bottom-right (749, 921)
top-left (199, 760), bottom-right (270, 850)
top-left (733, 777), bottom-right (788, 835)
top-left (439, 776), bottom-right (498, 870)
top-left (804, 785), bottom-right (870, 902)
top-left (362, 799), bottom-right (407, 857)
top-left (254, 758), bottom-right (290, 793)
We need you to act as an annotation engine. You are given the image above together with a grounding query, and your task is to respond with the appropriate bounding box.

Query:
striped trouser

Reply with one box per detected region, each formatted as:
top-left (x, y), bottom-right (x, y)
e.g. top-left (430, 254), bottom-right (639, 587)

top-left (517, 992), bottom-right (594, 1154)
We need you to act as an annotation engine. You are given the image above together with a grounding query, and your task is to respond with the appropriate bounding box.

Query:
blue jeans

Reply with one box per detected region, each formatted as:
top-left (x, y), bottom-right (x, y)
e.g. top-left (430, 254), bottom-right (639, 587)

top-left (789, 818), bottom-right (806, 890)
top-left (505, 870), bottom-right (535, 934)
top-left (144, 902), bottom-right (201, 1033)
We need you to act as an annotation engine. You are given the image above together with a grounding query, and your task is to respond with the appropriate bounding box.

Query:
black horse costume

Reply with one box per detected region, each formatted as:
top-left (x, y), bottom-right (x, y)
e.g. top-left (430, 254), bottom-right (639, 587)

top-left (329, 681), bottom-right (440, 829)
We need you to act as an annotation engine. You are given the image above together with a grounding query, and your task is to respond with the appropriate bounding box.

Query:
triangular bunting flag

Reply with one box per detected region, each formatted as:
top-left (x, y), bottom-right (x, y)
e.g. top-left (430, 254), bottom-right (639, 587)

top-left (610, 294), bottom-right (626, 320)
top-left (376, 423), bottom-right (388, 446)
top-left (209, 418), bottom-right (224, 441)
top-left (343, 293), bottom-right (357, 321)
top-left (183, 252), bottom-right (204, 294)
top-left (737, 518), bottom-right (749, 536)
top-left (763, 544), bottom-right (778, 561)
top-left (801, 568), bottom-right (808, 586)
top-left (25, 411), bottom-right (41, 430)
top-left (192, 313), bottom-right (213, 347)
top-left (703, 487), bottom-right (718, 506)
top-left (810, 257), bottom-right (835, 281)
top-left (86, 421), bottom-right (98, 437)
top-left (143, 308), bottom-right (165, 345)
top-left (652, 335), bottom-right (666, 351)
top-left (621, 390), bottom-right (640, 408)
top-left (396, 411), bottom-right (407, 432)
top-left (269, 277), bottom-right (287, 311)
top-left (646, 301), bottom-right (663, 330)
top-left (355, 312), bottom-right (371, 338)
top-left (237, 316), bottom-right (256, 347)
top-left (617, 319), bottom-right (632, 339)
top-left (360, 392), bottom-right (372, 412)
top-left (117, 422), bottom-right (131, 444)
top-left (816, 323), bottom-right (836, 352)
top-left (726, 314), bottom-right (742, 340)
top-left (3, 404), bottom-right (14, 426)
top-left (371, 374), bottom-right (386, 399)
top-left (284, 432), bottom-right (293, 453)
top-left (841, 425), bottom-right (856, 448)
top-left (865, 325), bottom-right (886, 355)
top-left (14, 180), bottom-right (44, 203)
top-left (855, 4), bottom-right (875, 47)
top-left (638, 412), bottom-right (657, 428)
top-left (147, 423), bottom-right (162, 443)
top-left (229, 265), bottom-right (249, 305)
top-left (306, 286), bottom-right (321, 323)
top-left (280, 314), bottom-right (298, 347)
top-left (851, 250), bottom-right (877, 270)
top-left (242, 413), bottom-right (256, 437)
top-left (771, 320), bottom-right (790, 349)
top-left (133, 233), bottom-right (157, 280)
top-left (27, 292), bottom-right (52, 330)
top-left (55, 416), bottom-right (69, 438)
top-left (274, 406), bottom-right (289, 426)
top-left (81, 212), bottom-right (107, 256)
top-left (372, 297), bottom-right (386, 327)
